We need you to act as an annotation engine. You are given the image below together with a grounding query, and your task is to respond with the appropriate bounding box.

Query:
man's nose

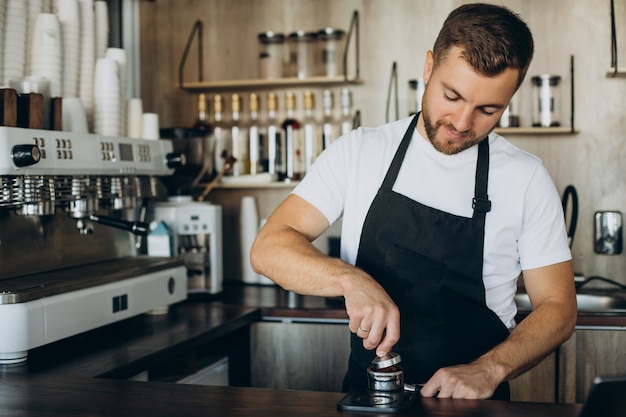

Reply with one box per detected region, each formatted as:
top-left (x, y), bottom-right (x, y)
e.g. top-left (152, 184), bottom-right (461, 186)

top-left (451, 106), bottom-right (473, 133)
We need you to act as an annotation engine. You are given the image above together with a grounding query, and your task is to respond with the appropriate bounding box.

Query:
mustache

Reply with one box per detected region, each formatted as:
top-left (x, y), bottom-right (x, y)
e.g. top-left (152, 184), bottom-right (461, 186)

top-left (435, 120), bottom-right (476, 140)
top-left (437, 120), bottom-right (474, 139)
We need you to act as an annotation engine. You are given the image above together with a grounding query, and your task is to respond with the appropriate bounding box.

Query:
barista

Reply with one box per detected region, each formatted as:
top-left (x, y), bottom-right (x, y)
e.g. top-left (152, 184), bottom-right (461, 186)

top-left (250, 3), bottom-right (576, 400)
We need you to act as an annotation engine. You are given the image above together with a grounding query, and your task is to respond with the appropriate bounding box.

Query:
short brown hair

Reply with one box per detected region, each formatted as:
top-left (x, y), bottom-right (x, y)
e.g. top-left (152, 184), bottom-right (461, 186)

top-left (433, 3), bottom-right (534, 88)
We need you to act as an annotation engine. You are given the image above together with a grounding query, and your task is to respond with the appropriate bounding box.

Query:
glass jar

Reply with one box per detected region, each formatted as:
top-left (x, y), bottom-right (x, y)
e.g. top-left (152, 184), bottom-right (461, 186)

top-left (532, 74), bottom-right (562, 127)
top-left (407, 78), bottom-right (425, 116)
top-left (317, 27), bottom-right (346, 77)
top-left (258, 31), bottom-right (285, 79)
top-left (499, 92), bottom-right (520, 128)
top-left (287, 31), bottom-right (317, 79)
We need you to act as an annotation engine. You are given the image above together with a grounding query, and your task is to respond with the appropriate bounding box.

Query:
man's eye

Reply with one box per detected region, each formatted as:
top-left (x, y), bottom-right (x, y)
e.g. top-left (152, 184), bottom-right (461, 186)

top-left (444, 94), bottom-right (458, 101)
top-left (480, 108), bottom-right (497, 116)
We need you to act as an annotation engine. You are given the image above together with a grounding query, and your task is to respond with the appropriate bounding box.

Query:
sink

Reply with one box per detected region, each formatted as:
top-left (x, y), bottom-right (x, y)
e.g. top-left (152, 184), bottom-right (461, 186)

top-left (514, 292), bottom-right (626, 312)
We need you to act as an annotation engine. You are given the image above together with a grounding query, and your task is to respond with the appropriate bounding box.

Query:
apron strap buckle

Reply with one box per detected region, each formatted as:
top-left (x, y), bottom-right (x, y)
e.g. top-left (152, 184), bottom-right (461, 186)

top-left (472, 197), bottom-right (492, 213)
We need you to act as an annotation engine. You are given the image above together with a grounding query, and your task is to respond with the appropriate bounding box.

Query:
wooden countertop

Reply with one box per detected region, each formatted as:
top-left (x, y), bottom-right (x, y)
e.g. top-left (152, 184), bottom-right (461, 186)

top-left (0, 282), bottom-right (618, 416)
top-left (0, 373), bottom-right (583, 417)
top-left (18, 282), bottom-right (624, 377)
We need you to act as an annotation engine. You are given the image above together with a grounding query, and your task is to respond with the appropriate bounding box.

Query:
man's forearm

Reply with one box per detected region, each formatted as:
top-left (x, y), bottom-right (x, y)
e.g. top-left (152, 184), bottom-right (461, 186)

top-left (477, 298), bottom-right (577, 383)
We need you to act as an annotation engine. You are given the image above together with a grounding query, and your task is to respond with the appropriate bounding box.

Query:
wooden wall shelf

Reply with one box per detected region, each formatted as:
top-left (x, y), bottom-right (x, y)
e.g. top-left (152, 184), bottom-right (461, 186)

top-left (494, 127), bottom-right (579, 135)
top-left (180, 76), bottom-right (363, 92)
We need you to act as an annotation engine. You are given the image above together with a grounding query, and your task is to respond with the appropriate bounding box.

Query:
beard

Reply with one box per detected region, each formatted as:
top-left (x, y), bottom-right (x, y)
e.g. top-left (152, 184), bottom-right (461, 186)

top-left (421, 97), bottom-right (484, 156)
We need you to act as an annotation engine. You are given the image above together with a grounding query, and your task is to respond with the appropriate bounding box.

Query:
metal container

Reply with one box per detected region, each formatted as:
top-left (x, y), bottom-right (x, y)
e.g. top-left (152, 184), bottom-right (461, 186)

top-left (367, 352), bottom-right (404, 391)
top-left (367, 366), bottom-right (405, 391)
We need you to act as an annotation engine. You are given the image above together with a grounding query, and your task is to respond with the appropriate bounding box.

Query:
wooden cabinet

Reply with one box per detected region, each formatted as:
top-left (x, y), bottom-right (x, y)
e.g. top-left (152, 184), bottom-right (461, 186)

top-left (250, 320), bottom-right (350, 392)
top-left (510, 352), bottom-right (559, 402)
top-left (510, 326), bottom-right (626, 404)
top-left (560, 327), bottom-right (626, 403)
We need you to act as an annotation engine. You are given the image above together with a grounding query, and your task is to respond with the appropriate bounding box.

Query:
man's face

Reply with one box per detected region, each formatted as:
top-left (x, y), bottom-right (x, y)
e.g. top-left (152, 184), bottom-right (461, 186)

top-left (418, 46), bottom-right (519, 155)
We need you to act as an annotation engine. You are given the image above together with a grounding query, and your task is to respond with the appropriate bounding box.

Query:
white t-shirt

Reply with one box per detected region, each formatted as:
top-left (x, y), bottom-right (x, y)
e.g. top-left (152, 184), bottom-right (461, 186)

top-left (293, 116), bottom-right (572, 329)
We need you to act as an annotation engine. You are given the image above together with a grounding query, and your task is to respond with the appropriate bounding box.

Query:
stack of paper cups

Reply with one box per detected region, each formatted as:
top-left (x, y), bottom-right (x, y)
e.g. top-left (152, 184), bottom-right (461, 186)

top-left (3, 0), bottom-right (28, 86)
top-left (240, 196), bottom-right (260, 284)
top-left (94, 0), bottom-right (108, 59)
top-left (25, 0), bottom-right (44, 75)
top-left (93, 57), bottom-right (120, 136)
top-left (56, 0), bottom-right (81, 98)
top-left (105, 48), bottom-right (127, 135)
top-left (29, 13), bottom-right (63, 98)
top-left (78, 0), bottom-right (95, 129)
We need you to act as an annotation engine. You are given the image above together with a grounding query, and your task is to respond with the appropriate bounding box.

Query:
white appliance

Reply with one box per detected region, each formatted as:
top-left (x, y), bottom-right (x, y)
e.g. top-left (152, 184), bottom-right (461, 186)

top-left (0, 257), bottom-right (187, 365)
top-left (0, 126), bottom-right (187, 364)
top-left (152, 196), bottom-right (223, 295)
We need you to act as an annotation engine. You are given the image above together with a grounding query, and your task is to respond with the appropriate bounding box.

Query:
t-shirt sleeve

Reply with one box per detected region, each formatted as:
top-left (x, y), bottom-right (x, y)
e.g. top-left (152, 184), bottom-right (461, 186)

top-left (517, 163), bottom-right (572, 270)
top-left (291, 130), bottom-right (356, 226)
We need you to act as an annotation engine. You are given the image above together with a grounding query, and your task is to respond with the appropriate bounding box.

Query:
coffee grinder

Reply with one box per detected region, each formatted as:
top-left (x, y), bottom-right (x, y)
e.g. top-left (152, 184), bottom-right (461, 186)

top-left (152, 196), bottom-right (223, 295)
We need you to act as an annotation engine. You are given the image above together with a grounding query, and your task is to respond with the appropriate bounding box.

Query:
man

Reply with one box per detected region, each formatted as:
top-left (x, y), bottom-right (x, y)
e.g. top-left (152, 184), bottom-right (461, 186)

top-left (250, 3), bottom-right (576, 400)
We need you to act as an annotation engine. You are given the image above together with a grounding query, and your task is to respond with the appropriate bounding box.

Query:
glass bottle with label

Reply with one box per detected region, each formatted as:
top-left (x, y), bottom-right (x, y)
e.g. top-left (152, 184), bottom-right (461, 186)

top-left (248, 93), bottom-right (264, 175)
top-left (212, 94), bottom-right (232, 175)
top-left (321, 89), bottom-right (338, 150)
top-left (340, 88), bottom-right (355, 136)
top-left (192, 93), bottom-right (212, 132)
top-left (230, 94), bottom-right (249, 176)
top-left (302, 90), bottom-right (319, 173)
top-left (265, 92), bottom-right (282, 179)
top-left (281, 91), bottom-right (303, 181)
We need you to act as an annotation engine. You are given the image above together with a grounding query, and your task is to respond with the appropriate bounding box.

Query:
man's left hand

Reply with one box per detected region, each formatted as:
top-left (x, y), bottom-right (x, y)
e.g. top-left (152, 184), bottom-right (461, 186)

top-left (419, 362), bottom-right (500, 399)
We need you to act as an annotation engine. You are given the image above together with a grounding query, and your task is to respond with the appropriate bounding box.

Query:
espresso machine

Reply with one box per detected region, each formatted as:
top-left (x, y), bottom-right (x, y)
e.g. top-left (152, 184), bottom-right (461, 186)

top-left (152, 196), bottom-right (223, 295)
top-left (0, 126), bottom-right (187, 364)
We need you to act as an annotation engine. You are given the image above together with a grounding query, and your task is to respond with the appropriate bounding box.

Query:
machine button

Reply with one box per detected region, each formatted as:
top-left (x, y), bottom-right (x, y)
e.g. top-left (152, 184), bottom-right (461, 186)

top-left (11, 144), bottom-right (41, 167)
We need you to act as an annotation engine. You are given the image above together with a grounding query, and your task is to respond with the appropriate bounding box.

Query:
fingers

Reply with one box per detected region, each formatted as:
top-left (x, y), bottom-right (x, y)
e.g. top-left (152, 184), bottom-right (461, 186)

top-left (420, 367), bottom-right (495, 399)
top-left (349, 305), bottom-right (400, 356)
top-left (344, 271), bottom-right (401, 356)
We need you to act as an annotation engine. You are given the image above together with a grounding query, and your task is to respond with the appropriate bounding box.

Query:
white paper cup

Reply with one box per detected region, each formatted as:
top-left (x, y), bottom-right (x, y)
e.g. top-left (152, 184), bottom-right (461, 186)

top-left (141, 112), bottom-right (159, 140)
top-left (62, 97), bottom-right (88, 133)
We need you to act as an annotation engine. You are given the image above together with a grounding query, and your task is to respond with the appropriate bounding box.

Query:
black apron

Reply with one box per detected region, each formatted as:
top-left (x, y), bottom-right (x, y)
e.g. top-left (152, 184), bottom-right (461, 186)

top-left (343, 113), bottom-right (511, 400)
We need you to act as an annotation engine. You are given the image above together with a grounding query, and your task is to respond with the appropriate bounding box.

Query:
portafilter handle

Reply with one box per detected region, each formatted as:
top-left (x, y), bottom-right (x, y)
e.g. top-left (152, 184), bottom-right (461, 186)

top-left (88, 214), bottom-right (149, 236)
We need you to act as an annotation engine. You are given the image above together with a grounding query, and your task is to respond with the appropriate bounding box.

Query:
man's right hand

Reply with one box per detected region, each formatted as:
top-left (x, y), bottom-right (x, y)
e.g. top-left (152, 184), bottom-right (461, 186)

top-left (342, 271), bottom-right (401, 357)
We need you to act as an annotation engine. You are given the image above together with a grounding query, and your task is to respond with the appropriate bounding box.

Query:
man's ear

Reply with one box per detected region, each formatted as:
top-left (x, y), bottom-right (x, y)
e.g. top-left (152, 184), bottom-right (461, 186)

top-left (423, 50), bottom-right (434, 84)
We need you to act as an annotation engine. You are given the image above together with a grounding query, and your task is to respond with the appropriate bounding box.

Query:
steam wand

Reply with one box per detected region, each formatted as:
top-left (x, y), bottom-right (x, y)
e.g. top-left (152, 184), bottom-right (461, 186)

top-left (87, 214), bottom-right (150, 236)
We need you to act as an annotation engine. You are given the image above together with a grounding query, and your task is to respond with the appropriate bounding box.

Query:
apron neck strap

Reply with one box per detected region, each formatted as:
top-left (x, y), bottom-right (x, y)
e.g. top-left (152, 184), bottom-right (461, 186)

top-left (379, 112), bottom-right (491, 219)
top-left (472, 138), bottom-right (491, 219)
top-left (379, 113), bottom-right (419, 191)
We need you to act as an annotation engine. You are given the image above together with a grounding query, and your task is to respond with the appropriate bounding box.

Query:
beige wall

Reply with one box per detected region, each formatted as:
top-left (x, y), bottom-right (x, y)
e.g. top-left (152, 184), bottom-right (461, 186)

top-left (140, 0), bottom-right (626, 285)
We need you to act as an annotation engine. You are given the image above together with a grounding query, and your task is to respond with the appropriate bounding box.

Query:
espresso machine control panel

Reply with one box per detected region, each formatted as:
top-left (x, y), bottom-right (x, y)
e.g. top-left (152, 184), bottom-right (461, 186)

top-left (0, 126), bottom-right (178, 176)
